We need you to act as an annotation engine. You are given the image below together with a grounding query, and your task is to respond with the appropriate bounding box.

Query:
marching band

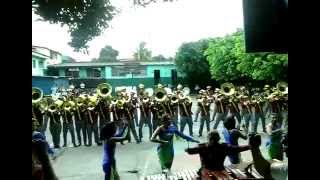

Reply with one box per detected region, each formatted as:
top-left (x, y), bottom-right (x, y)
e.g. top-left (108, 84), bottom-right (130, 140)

top-left (32, 81), bottom-right (288, 149)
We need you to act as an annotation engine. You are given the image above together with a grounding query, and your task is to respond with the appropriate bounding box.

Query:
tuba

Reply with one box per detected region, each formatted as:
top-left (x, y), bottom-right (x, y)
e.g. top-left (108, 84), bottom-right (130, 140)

top-left (32, 87), bottom-right (43, 104)
top-left (154, 88), bottom-right (167, 102)
top-left (220, 83), bottom-right (235, 96)
top-left (96, 83), bottom-right (112, 98)
top-left (276, 81), bottom-right (288, 95)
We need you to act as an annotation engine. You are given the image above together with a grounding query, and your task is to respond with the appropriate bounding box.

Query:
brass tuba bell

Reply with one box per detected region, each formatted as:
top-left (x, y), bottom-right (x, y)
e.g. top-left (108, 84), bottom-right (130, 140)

top-left (276, 81), bottom-right (288, 95)
top-left (220, 83), bottom-right (235, 96)
top-left (154, 88), bottom-right (167, 102)
top-left (96, 83), bottom-right (112, 98)
top-left (32, 87), bottom-right (43, 104)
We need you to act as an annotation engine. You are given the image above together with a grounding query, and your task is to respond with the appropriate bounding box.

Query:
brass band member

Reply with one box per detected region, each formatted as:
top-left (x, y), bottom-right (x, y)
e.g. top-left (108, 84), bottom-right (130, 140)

top-left (130, 91), bottom-right (139, 127)
top-left (179, 95), bottom-right (193, 136)
top-left (47, 100), bottom-right (62, 149)
top-left (194, 89), bottom-right (206, 122)
top-left (212, 94), bottom-right (227, 130)
top-left (240, 95), bottom-right (251, 135)
top-left (150, 99), bottom-right (165, 132)
top-left (97, 98), bottom-right (111, 137)
top-left (32, 103), bottom-right (46, 135)
top-left (62, 101), bottom-right (77, 147)
top-left (123, 94), bottom-right (140, 143)
top-left (227, 96), bottom-right (242, 129)
top-left (138, 94), bottom-right (152, 142)
top-left (198, 95), bottom-right (211, 137)
top-left (86, 99), bottom-right (101, 146)
top-left (74, 96), bottom-right (87, 146)
top-left (251, 94), bottom-right (266, 133)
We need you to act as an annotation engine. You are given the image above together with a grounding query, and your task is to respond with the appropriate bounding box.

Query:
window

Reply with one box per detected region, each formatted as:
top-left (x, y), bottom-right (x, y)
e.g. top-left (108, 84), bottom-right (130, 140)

top-left (87, 68), bottom-right (101, 78)
top-left (112, 67), bottom-right (128, 77)
top-left (50, 52), bottom-right (58, 60)
top-left (39, 61), bottom-right (44, 68)
top-left (32, 60), bottom-right (36, 68)
top-left (112, 66), bottom-right (146, 77)
top-left (65, 68), bottom-right (79, 78)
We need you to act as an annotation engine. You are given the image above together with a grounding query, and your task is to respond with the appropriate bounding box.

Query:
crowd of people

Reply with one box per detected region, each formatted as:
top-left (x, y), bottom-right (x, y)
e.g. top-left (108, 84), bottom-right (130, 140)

top-left (32, 82), bottom-right (288, 180)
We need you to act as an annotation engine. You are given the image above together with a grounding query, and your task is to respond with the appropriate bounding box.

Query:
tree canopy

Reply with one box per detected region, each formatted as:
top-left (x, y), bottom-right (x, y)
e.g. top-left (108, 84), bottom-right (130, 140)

top-left (205, 30), bottom-right (288, 82)
top-left (93, 45), bottom-right (119, 62)
top-left (133, 42), bottom-right (152, 61)
top-left (32, 0), bottom-right (173, 52)
top-left (175, 39), bottom-right (213, 87)
top-left (32, 0), bottom-right (117, 52)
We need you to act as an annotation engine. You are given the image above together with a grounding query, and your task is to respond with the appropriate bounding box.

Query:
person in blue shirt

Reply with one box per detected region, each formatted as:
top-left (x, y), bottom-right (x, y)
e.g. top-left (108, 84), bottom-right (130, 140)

top-left (32, 130), bottom-right (58, 180)
top-left (150, 114), bottom-right (200, 173)
top-left (222, 116), bottom-right (247, 164)
top-left (101, 121), bottom-right (128, 180)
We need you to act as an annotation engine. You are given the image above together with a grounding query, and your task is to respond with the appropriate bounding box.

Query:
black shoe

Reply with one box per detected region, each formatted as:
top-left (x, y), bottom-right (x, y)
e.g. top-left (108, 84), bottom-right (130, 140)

top-left (97, 142), bottom-right (102, 146)
top-left (77, 143), bottom-right (82, 147)
top-left (62, 144), bottom-right (67, 147)
top-left (73, 144), bottom-right (78, 147)
top-left (54, 145), bottom-right (61, 149)
top-left (198, 134), bottom-right (202, 137)
top-left (86, 144), bottom-right (92, 147)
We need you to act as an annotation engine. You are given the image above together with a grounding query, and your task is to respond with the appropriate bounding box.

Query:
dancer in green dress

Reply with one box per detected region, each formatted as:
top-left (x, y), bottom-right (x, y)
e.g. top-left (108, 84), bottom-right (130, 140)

top-left (150, 114), bottom-right (199, 172)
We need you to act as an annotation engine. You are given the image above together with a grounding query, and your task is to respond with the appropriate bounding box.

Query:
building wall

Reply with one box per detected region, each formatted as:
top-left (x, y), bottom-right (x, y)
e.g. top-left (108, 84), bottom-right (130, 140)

top-left (32, 76), bottom-right (69, 95)
top-left (32, 55), bottom-right (47, 76)
top-left (146, 65), bottom-right (176, 78)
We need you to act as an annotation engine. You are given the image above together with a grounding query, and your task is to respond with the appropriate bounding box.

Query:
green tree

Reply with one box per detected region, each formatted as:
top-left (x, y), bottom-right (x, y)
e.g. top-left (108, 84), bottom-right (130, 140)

top-left (94, 45), bottom-right (119, 62)
top-left (175, 39), bottom-right (213, 87)
top-left (152, 54), bottom-right (166, 61)
top-left (205, 30), bottom-right (288, 82)
top-left (133, 42), bottom-right (152, 61)
top-left (32, 0), bottom-right (117, 52)
top-left (32, 0), bottom-right (172, 51)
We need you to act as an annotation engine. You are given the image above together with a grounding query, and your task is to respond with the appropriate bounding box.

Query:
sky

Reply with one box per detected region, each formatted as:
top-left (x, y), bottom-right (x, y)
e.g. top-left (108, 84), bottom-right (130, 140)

top-left (32, 0), bottom-right (244, 62)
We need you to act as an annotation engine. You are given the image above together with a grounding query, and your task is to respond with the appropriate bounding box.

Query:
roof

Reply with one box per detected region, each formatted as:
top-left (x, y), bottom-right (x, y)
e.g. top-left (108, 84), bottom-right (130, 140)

top-left (48, 61), bottom-right (175, 68)
top-left (32, 45), bottom-right (62, 55)
top-left (32, 51), bottom-right (49, 60)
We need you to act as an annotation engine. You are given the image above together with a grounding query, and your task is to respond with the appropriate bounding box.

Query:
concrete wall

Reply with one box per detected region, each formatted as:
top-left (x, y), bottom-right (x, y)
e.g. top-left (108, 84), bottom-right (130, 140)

top-left (32, 76), bottom-right (69, 95)
top-left (32, 55), bottom-right (47, 76)
top-left (146, 65), bottom-right (176, 78)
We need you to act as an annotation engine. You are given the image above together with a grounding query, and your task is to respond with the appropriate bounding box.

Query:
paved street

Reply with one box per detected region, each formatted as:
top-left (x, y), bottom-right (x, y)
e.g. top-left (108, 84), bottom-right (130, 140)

top-left (45, 99), bottom-right (272, 180)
